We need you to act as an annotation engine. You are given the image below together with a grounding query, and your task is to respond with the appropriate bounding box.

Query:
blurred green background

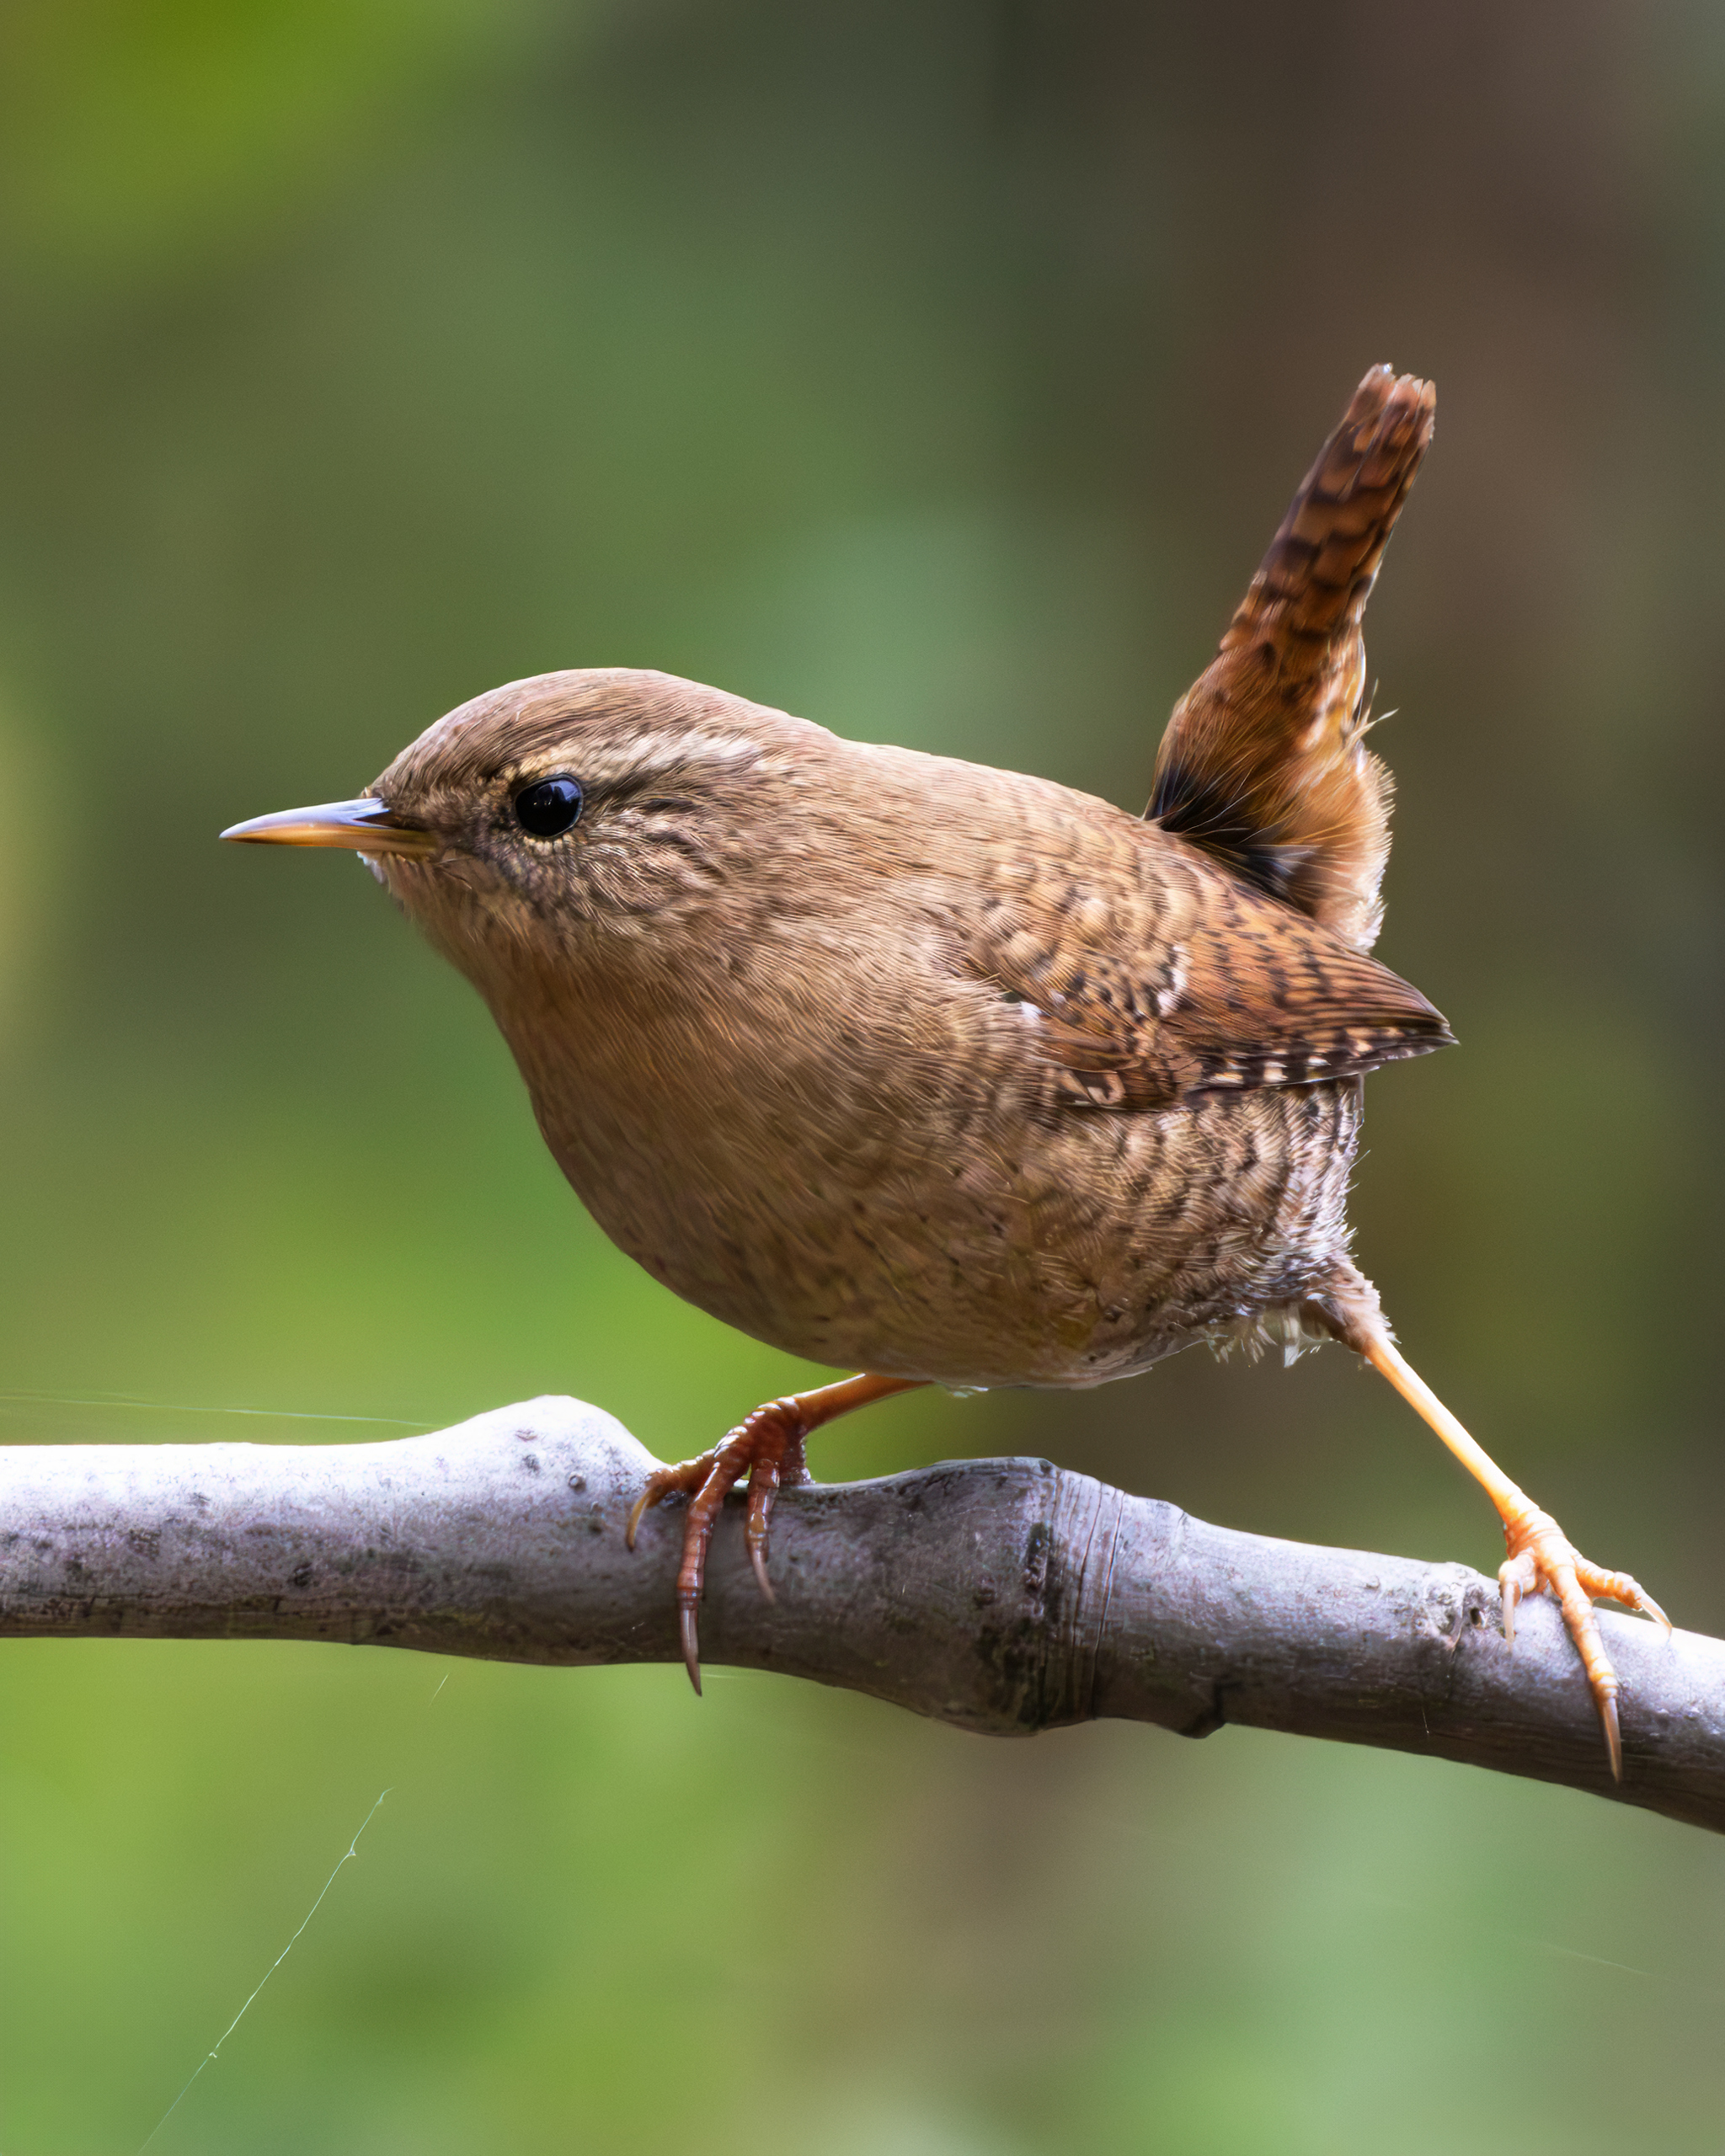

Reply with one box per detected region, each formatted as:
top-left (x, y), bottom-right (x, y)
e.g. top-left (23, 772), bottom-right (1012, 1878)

top-left (2, 3), bottom-right (1722, 2150)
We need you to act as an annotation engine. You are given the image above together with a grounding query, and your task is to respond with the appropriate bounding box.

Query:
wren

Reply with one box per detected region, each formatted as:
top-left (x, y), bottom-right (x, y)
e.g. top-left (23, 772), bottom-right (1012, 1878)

top-left (225, 367), bottom-right (1667, 1772)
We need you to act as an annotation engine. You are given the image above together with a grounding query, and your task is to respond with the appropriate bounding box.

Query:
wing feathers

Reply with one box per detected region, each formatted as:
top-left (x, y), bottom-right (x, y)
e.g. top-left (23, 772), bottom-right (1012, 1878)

top-left (973, 845), bottom-right (1454, 1117)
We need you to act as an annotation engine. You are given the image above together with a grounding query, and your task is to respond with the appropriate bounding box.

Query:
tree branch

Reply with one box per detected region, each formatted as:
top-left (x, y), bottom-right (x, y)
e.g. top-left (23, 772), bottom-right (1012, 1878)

top-left (4, 1397), bottom-right (1718, 1832)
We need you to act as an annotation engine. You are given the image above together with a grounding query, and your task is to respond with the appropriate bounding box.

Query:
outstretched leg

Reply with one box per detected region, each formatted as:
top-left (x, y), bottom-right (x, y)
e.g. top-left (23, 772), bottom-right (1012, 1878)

top-left (1311, 1278), bottom-right (1669, 1779)
top-left (626, 1372), bottom-right (925, 1692)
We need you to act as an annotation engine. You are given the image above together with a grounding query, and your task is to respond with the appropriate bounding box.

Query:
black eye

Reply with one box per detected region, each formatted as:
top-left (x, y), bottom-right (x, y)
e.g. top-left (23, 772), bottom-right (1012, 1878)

top-left (512, 775), bottom-right (584, 837)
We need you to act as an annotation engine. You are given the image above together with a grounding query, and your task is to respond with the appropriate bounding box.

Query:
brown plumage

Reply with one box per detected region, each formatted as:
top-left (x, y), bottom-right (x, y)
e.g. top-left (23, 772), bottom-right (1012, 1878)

top-left (1151, 364), bottom-right (1432, 950)
top-left (225, 364), bottom-right (1667, 1771)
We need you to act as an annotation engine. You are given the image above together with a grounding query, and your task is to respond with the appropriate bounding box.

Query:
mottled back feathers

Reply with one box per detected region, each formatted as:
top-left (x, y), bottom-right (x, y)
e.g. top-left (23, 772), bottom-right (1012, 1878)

top-left (964, 815), bottom-right (1450, 1114)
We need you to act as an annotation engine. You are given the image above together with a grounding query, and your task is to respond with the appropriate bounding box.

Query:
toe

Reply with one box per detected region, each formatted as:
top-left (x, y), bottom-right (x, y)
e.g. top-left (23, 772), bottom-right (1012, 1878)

top-left (744, 1459), bottom-right (782, 1604)
top-left (625, 1453), bottom-right (717, 1550)
top-left (1549, 1560), bottom-right (1615, 1694)
top-left (1574, 1560), bottom-right (1672, 1638)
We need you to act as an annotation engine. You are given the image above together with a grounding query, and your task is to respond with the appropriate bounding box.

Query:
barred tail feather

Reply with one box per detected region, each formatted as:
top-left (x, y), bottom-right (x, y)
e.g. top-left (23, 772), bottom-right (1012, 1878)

top-left (1149, 366), bottom-right (1435, 953)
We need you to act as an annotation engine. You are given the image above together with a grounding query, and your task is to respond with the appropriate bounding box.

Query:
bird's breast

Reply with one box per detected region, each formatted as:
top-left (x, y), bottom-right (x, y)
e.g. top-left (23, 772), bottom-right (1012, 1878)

top-left (493, 942), bottom-right (1363, 1390)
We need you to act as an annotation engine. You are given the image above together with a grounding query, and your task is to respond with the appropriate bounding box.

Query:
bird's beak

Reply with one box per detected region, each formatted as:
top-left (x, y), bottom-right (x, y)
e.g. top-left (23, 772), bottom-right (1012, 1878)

top-left (219, 798), bottom-right (439, 859)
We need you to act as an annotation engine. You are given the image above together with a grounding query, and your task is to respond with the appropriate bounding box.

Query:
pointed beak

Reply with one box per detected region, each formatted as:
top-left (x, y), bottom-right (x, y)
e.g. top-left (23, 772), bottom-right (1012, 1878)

top-left (219, 798), bottom-right (439, 859)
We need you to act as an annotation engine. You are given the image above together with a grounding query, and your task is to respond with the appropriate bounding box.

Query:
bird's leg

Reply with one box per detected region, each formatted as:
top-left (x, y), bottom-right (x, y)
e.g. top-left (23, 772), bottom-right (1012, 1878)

top-left (626, 1372), bottom-right (925, 1692)
top-left (1310, 1287), bottom-right (1669, 1780)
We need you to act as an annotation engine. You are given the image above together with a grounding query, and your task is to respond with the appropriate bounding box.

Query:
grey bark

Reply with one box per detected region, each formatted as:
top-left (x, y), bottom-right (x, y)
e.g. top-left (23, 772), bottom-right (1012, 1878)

top-left (3, 1396), bottom-right (1718, 1832)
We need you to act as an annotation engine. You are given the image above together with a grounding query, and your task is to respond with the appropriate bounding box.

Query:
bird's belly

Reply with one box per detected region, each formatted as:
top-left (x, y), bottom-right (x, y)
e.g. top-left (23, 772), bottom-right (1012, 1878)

top-left (547, 1077), bottom-right (1362, 1390)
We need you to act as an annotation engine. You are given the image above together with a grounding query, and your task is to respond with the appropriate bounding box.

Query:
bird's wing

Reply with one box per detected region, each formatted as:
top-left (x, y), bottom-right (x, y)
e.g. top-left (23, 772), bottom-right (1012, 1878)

top-left (968, 841), bottom-right (1452, 1113)
top-left (1148, 366), bottom-right (1435, 953)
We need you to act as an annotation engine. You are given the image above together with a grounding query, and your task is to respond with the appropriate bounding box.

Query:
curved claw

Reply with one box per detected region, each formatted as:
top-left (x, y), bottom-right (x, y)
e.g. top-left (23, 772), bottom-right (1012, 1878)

top-left (625, 1487), bottom-right (653, 1551)
top-left (679, 1604), bottom-right (702, 1695)
top-left (1498, 1556), bottom-right (1530, 1646)
top-left (1598, 1689), bottom-right (1622, 1784)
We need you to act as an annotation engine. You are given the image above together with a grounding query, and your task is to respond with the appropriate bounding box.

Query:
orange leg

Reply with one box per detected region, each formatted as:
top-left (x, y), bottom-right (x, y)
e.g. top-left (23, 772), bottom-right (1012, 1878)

top-left (626, 1372), bottom-right (925, 1692)
top-left (1321, 1301), bottom-right (1669, 1779)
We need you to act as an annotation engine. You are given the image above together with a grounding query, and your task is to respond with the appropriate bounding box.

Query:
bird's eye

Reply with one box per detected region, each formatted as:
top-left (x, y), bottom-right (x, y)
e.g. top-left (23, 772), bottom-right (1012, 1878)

top-left (512, 775), bottom-right (584, 837)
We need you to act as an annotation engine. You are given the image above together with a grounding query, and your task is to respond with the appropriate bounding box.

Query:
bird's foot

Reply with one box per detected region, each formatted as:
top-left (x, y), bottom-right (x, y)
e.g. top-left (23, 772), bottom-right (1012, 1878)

top-left (625, 1397), bottom-right (814, 1693)
top-left (1498, 1503), bottom-right (1671, 1780)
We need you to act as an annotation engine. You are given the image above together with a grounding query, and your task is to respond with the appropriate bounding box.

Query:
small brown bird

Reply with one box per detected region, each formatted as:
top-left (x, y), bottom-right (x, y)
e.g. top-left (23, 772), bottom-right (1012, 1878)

top-left (226, 366), bottom-right (1666, 1771)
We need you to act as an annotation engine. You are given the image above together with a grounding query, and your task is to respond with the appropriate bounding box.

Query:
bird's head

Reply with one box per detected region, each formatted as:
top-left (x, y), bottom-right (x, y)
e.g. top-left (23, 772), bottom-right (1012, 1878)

top-left (222, 669), bottom-right (825, 991)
